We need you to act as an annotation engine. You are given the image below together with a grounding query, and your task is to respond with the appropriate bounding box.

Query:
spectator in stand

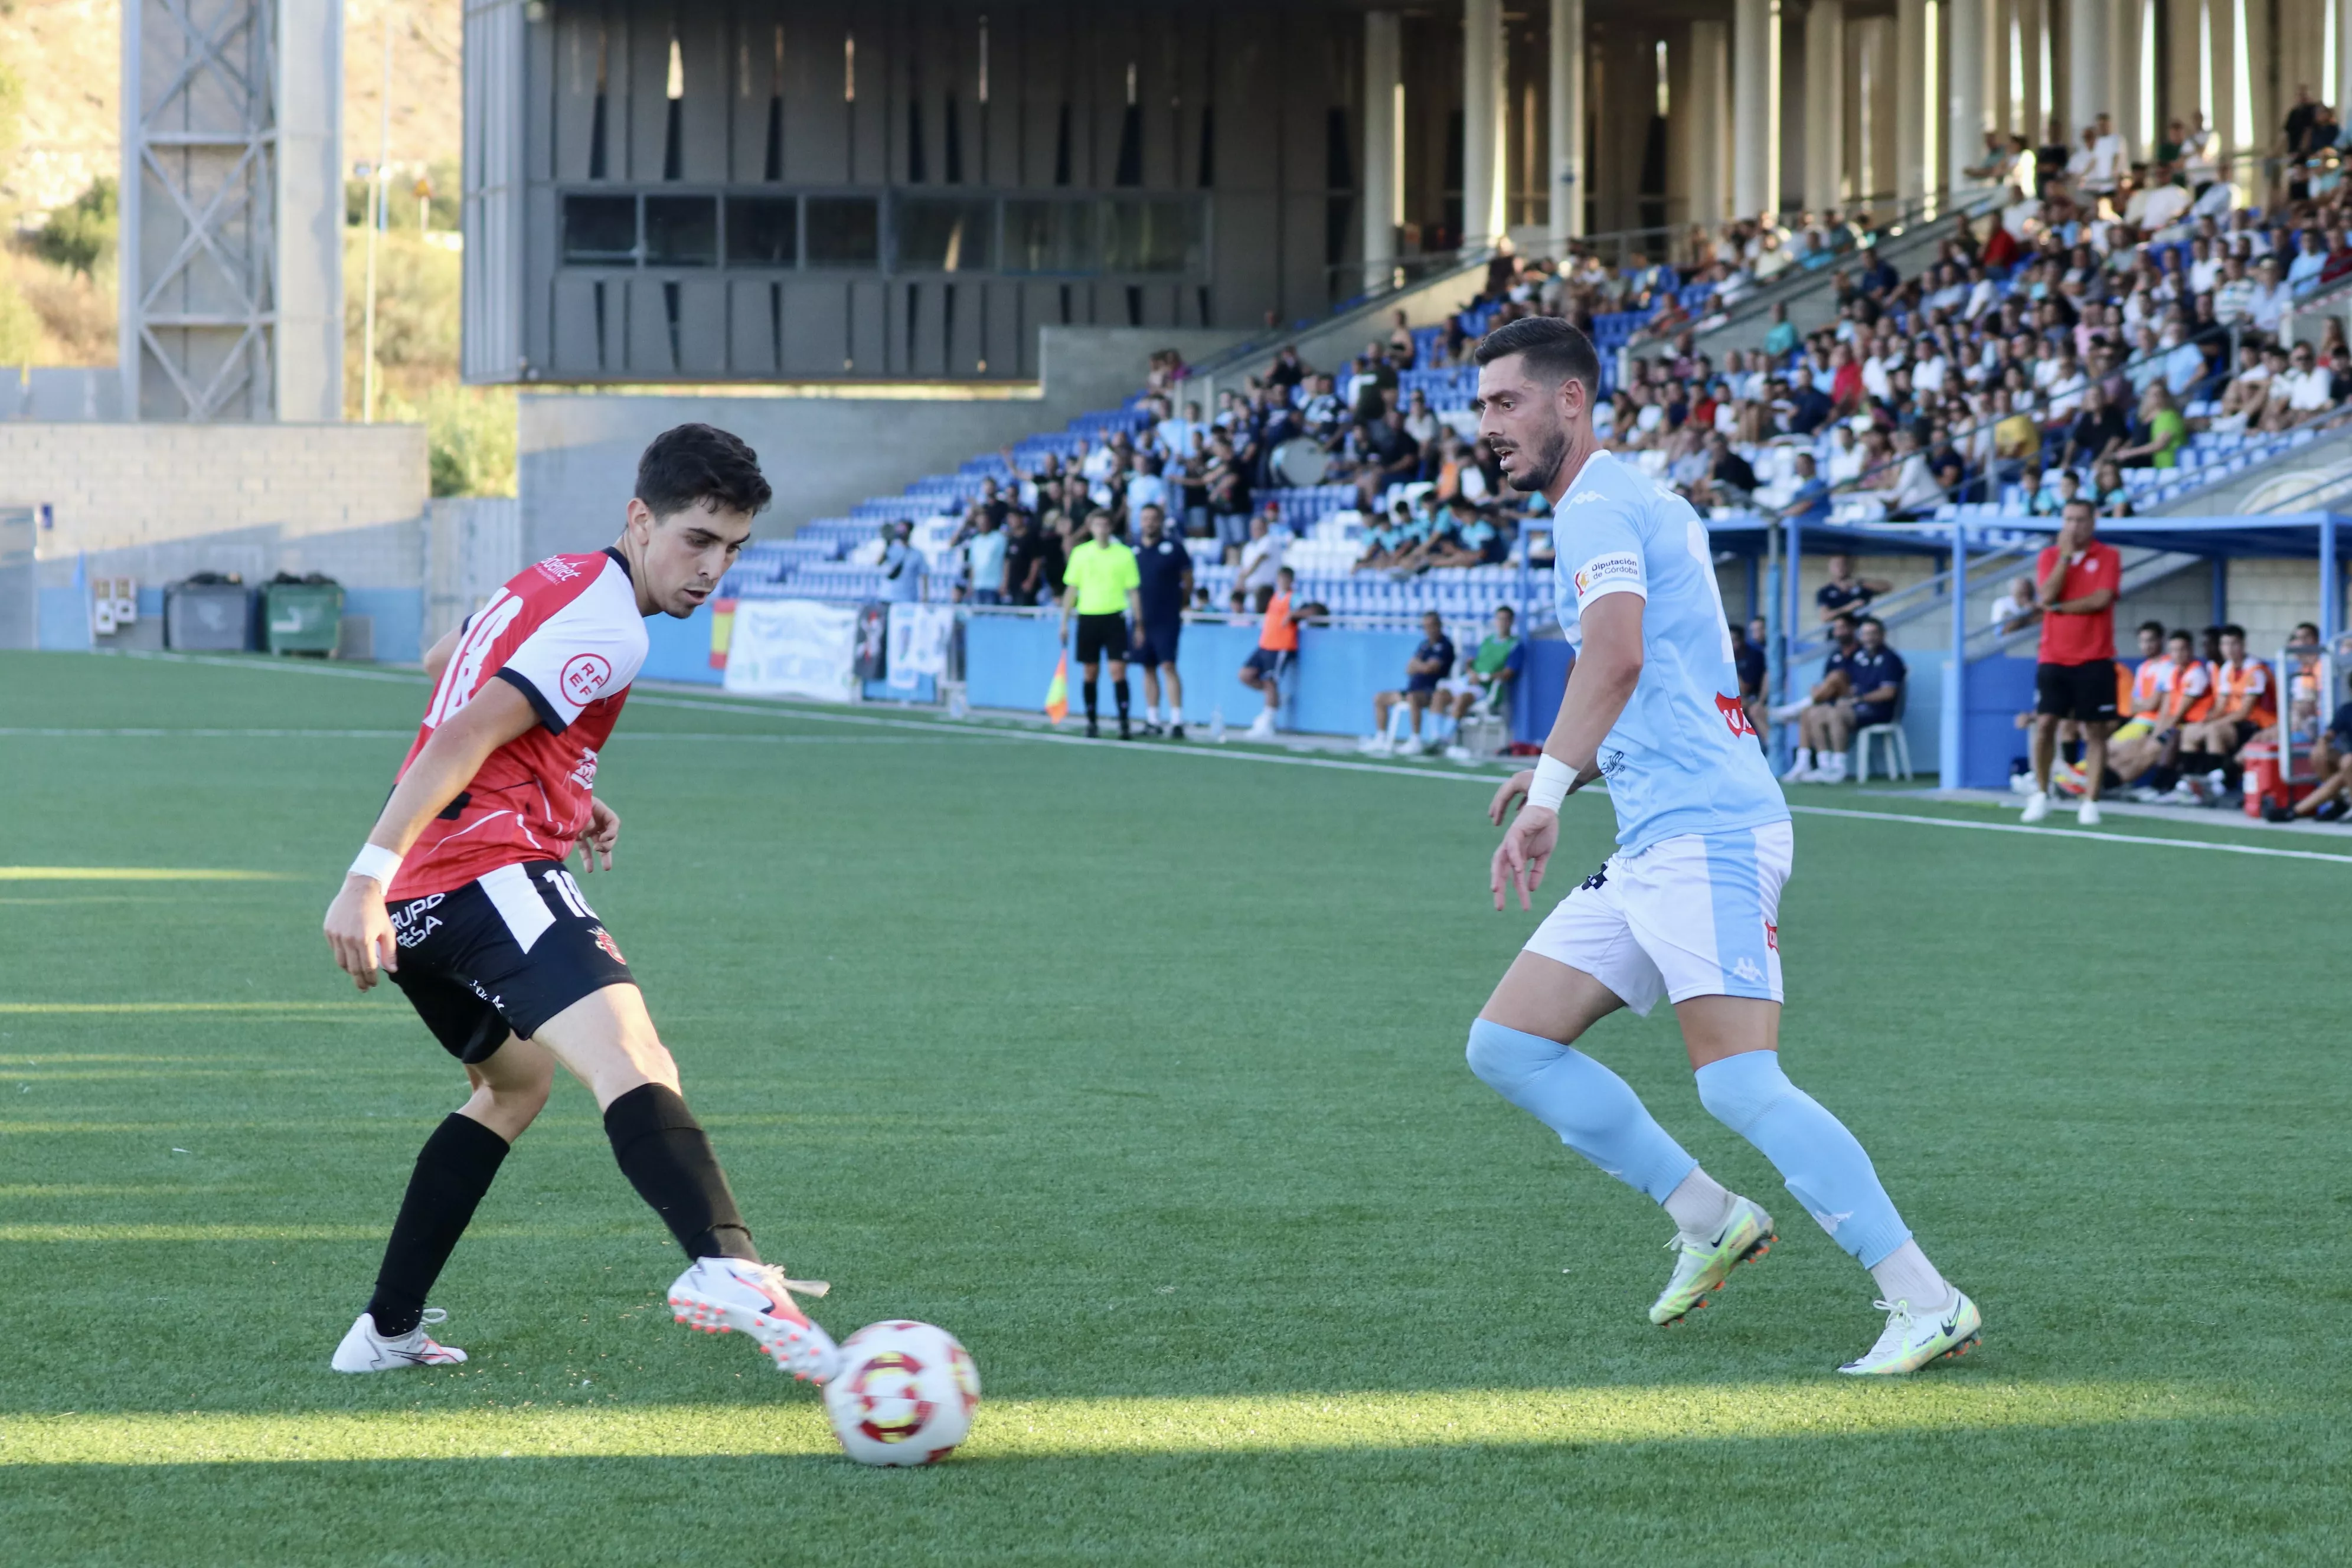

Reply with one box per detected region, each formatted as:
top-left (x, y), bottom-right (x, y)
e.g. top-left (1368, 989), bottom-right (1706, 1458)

top-left (1366, 611), bottom-right (1458, 756)
top-left (1131, 505), bottom-right (1192, 739)
top-left (1780, 452), bottom-right (1832, 521)
top-left (1817, 554), bottom-right (1891, 623)
top-left (1237, 566), bottom-right (1302, 739)
top-left (2023, 499), bottom-right (2121, 825)
top-left (1354, 406), bottom-right (1423, 511)
top-left (2062, 383), bottom-right (2130, 470)
top-left (1776, 612), bottom-right (1863, 782)
top-left (965, 512), bottom-right (1007, 606)
top-left (1237, 508), bottom-right (1288, 602)
top-left (1204, 433), bottom-right (1251, 561)
top-left (880, 521), bottom-right (925, 604)
top-left (1445, 605), bottom-right (1527, 726)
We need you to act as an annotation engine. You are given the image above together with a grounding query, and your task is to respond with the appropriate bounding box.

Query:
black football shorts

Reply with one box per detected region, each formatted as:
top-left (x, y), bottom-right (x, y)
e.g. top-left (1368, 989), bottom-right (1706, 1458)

top-left (2035, 659), bottom-right (2119, 724)
top-left (385, 860), bottom-right (635, 1063)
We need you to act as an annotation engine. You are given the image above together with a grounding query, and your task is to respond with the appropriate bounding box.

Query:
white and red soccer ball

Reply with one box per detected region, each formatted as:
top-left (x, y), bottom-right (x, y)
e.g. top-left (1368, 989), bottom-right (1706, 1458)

top-left (822, 1321), bottom-right (980, 1466)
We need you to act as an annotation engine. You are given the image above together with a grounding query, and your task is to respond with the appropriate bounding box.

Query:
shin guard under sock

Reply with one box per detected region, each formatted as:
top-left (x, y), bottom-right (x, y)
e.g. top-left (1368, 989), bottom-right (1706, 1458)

top-left (1465, 1020), bottom-right (1700, 1201)
top-left (602, 1083), bottom-right (757, 1261)
top-left (1694, 1051), bottom-right (1910, 1267)
top-left (367, 1112), bottom-right (511, 1337)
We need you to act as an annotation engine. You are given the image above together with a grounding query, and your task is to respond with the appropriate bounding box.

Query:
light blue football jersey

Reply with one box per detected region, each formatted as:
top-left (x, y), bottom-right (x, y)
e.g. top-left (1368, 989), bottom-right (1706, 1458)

top-left (1549, 451), bottom-right (1789, 852)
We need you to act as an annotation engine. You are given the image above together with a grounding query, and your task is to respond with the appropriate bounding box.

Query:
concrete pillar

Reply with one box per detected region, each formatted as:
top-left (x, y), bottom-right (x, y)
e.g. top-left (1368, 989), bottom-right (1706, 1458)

top-left (1464, 0), bottom-right (1506, 248)
top-left (1687, 21), bottom-right (1731, 225)
top-left (1735, 0), bottom-right (1783, 218)
top-left (1896, 0), bottom-right (1929, 200)
top-left (1807, 0), bottom-right (1848, 209)
top-left (276, 0), bottom-right (344, 422)
top-left (1364, 11), bottom-right (1399, 285)
top-left (2107, 0), bottom-right (2139, 156)
top-left (2067, 0), bottom-right (2105, 133)
top-left (2340, 0), bottom-right (2352, 139)
top-left (1949, 0), bottom-right (1989, 187)
top-left (1550, 0), bottom-right (1586, 243)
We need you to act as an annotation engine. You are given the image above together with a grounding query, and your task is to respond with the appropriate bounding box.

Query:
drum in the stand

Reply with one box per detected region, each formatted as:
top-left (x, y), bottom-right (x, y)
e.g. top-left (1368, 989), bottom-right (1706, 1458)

top-left (1270, 437), bottom-right (1329, 488)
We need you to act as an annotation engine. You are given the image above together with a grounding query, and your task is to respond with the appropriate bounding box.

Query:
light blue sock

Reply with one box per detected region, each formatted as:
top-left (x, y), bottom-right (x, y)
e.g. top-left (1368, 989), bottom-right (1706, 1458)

top-left (1694, 1050), bottom-right (1911, 1268)
top-left (1465, 1020), bottom-right (1699, 1202)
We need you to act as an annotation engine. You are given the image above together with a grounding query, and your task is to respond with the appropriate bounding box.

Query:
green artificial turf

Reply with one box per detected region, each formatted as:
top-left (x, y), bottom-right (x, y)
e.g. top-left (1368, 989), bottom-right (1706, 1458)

top-left (0, 649), bottom-right (2346, 1565)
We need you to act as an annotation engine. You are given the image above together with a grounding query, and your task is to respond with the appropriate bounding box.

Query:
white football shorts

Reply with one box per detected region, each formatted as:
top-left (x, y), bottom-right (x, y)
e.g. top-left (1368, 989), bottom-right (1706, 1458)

top-left (1523, 821), bottom-right (1793, 1015)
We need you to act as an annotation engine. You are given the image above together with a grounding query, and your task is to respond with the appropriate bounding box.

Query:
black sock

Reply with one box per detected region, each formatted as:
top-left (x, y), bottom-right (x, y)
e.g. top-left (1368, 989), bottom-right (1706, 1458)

top-left (602, 1083), bottom-right (757, 1262)
top-left (1084, 676), bottom-right (1099, 719)
top-left (1115, 679), bottom-right (1131, 719)
top-left (365, 1113), bottom-right (510, 1338)
top-left (2148, 764), bottom-right (2178, 791)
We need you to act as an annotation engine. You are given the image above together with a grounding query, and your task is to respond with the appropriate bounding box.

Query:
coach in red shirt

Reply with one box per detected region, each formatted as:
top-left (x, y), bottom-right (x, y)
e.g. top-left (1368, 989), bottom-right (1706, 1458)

top-left (2024, 498), bottom-right (2121, 825)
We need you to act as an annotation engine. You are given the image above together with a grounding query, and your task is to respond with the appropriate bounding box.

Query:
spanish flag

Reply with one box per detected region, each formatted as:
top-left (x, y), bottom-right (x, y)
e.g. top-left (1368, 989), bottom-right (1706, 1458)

top-left (1043, 652), bottom-right (1070, 724)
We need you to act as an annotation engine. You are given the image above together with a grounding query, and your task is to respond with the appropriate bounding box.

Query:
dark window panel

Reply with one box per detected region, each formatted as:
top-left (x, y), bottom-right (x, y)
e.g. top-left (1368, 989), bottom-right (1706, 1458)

top-left (564, 194), bottom-right (638, 263)
top-left (644, 195), bottom-right (718, 265)
top-left (897, 197), bottom-right (995, 272)
top-left (1103, 200), bottom-right (1197, 273)
top-left (1005, 200), bottom-right (1095, 274)
top-left (726, 197), bottom-right (798, 266)
top-left (806, 196), bottom-right (881, 266)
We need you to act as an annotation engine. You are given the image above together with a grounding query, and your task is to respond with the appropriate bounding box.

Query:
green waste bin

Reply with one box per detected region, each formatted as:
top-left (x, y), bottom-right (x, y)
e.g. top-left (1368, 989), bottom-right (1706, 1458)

top-left (263, 581), bottom-right (344, 655)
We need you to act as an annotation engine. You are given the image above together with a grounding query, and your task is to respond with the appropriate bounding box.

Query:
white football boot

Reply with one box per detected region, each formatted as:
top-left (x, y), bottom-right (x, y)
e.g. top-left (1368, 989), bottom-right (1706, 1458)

top-left (2020, 790), bottom-right (2052, 823)
top-left (1246, 710), bottom-right (1278, 740)
top-left (331, 1308), bottom-right (468, 1372)
top-left (2077, 798), bottom-right (2102, 826)
top-left (1837, 1291), bottom-right (1984, 1375)
top-left (1649, 1195), bottom-right (1777, 1325)
top-left (667, 1257), bottom-right (840, 1383)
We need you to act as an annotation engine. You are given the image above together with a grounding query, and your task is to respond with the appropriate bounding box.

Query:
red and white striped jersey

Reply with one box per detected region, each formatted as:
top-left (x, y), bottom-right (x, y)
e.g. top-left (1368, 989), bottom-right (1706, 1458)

top-left (387, 549), bottom-right (648, 900)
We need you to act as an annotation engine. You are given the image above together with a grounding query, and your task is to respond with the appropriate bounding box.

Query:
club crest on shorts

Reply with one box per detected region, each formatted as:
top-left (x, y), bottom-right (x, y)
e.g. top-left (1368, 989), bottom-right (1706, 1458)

top-left (590, 926), bottom-right (626, 965)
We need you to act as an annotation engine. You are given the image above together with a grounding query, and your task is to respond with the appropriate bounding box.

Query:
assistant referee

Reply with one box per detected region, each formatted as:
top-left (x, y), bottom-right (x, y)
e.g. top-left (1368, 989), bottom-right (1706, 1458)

top-left (1060, 510), bottom-right (1142, 740)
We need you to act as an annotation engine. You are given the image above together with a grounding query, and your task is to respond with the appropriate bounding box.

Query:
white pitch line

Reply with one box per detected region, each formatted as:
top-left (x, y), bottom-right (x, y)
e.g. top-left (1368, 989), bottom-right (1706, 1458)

top-left (1782, 804), bottom-right (2352, 865)
top-left (73, 654), bottom-right (2352, 863)
top-left (0, 726), bottom-right (1007, 745)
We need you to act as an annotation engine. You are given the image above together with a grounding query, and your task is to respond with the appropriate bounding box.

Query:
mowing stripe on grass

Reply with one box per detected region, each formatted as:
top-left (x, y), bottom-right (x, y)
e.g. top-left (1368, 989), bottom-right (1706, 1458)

top-left (106, 649), bottom-right (2352, 864)
top-left (0, 1002), bottom-right (381, 1014)
top-left (0, 868), bottom-right (296, 882)
top-left (0, 1380), bottom-right (2228, 1465)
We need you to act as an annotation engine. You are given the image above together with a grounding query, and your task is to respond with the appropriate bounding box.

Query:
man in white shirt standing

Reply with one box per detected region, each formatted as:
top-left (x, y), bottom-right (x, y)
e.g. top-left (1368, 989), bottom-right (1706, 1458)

top-left (2246, 257), bottom-right (2294, 336)
top-left (2084, 115), bottom-right (2127, 204)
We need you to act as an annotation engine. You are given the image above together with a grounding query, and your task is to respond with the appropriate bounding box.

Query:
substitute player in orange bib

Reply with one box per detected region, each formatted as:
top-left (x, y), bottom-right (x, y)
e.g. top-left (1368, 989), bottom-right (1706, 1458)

top-left (320, 424), bottom-right (838, 1381)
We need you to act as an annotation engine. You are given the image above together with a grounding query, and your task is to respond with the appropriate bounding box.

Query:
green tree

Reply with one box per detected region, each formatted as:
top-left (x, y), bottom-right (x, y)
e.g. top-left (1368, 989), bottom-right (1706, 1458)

top-left (33, 178), bottom-right (118, 277)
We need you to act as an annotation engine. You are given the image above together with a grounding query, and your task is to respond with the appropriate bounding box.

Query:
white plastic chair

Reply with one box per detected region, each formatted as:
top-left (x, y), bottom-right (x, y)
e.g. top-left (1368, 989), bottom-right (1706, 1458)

top-left (1852, 686), bottom-right (1912, 782)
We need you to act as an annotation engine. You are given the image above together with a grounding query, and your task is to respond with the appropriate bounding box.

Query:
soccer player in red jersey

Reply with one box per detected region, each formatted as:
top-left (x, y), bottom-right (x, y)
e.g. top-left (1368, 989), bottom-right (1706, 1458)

top-left (320, 424), bottom-right (838, 1381)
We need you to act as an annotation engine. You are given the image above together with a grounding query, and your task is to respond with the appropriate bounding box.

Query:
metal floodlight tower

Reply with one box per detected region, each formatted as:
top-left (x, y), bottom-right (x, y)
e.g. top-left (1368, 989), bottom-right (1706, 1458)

top-left (119, 0), bottom-right (342, 422)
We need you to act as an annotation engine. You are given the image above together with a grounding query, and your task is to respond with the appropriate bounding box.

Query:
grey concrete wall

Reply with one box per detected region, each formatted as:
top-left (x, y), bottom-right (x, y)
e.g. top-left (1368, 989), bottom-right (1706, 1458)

top-left (518, 326), bottom-right (1243, 556)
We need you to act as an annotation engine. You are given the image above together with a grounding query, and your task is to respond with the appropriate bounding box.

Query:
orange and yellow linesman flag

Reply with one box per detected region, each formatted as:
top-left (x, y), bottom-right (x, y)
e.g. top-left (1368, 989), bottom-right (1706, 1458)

top-left (1043, 652), bottom-right (1070, 724)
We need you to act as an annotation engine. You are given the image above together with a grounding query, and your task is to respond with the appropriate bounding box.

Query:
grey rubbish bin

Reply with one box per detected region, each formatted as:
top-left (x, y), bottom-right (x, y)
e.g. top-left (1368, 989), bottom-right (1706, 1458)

top-left (166, 580), bottom-right (253, 651)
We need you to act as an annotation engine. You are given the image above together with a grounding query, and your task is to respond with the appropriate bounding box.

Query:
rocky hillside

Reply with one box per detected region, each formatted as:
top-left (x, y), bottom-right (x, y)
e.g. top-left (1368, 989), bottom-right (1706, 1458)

top-left (1, 0), bottom-right (461, 218)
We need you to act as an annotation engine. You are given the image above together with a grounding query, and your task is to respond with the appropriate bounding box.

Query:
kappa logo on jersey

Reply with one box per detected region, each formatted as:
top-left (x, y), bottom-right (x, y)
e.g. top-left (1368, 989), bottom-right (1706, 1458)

top-left (1715, 691), bottom-right (1759, 737)
top-left (1561, 489), bottom-right (1609, 509)
top-left (561, 652), bottom-right (615, 705)
top-left (1572, 552), bottom-right (1642, 603)
top-left (534, 556), bottom-right (583, 583)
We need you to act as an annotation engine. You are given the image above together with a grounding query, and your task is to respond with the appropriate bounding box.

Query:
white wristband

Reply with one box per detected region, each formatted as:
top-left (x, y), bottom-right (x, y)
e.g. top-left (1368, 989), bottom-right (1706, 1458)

top-left (1526, 753), bottom-right (1576, 814)
top-left (347, 844), bottom-right (403, 886)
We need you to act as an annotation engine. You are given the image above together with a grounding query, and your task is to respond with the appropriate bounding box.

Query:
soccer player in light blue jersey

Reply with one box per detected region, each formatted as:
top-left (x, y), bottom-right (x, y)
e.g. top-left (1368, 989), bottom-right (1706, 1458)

top-left (1462, 316), bottom-right (1979, 1375)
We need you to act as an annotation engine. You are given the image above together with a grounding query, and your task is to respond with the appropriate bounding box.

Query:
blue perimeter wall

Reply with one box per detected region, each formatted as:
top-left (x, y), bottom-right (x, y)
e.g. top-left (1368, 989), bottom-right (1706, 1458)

top-left (966, 615), bottom-right (1560, 741)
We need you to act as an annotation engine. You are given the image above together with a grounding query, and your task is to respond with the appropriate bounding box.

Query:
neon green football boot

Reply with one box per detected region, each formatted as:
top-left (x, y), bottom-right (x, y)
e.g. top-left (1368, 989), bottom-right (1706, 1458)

top-left (1648, 1195), bottom-right (1776, 1325)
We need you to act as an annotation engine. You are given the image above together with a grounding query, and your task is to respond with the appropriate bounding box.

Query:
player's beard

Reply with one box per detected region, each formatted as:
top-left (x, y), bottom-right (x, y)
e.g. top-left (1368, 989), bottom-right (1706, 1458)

top-left (1504, 423), bottom-right (1571, 492)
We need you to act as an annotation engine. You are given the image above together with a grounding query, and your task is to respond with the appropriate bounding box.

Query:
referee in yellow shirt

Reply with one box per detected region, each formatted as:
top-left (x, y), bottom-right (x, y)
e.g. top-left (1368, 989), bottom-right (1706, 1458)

top-left (1060, 510), bottom-right (1143, 739)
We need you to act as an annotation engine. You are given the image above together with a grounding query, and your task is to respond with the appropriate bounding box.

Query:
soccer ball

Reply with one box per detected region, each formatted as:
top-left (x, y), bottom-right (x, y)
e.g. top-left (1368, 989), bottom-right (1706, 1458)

top-left (822, 1320), bottom-right (980, 1466)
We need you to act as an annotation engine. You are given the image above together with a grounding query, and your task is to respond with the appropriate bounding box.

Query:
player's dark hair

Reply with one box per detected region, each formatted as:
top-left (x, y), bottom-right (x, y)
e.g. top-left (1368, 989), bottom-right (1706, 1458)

top-left (635, 424), bottom-right (773, 520)
top-left (2138, 619), bottom-right (2166, 638)
top-left (1472, 315), bottom-right (1602, 400)
top-left (1856, 615), bottom-right (1884, 632)
top-left (2222, 622), bottom-right (2247, 640)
